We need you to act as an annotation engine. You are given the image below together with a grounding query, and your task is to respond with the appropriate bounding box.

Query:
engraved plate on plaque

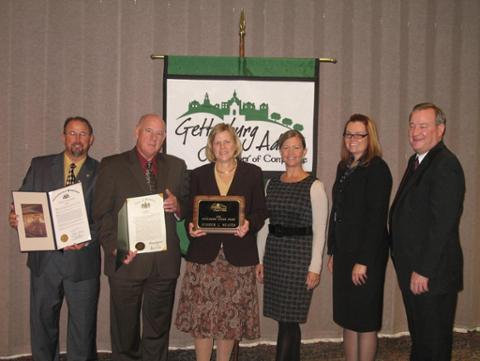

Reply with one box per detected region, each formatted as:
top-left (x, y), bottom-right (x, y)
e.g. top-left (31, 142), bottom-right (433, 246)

top-left (193, 195), bottom-right (245, 234)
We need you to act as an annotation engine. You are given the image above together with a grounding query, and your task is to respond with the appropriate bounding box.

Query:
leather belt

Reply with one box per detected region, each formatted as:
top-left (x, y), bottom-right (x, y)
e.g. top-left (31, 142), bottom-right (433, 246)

top-left (268, 224), bottom-right (313, 237)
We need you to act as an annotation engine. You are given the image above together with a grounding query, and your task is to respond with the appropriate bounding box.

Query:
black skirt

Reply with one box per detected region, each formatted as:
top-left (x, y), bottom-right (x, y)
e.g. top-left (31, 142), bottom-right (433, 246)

top-left (332, 248), bottom-right (388, 332)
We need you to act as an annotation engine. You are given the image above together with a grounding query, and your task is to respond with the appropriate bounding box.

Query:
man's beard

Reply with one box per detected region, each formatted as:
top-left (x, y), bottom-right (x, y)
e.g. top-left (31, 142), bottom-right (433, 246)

top-left (69, 143), bottom-right (86, 157)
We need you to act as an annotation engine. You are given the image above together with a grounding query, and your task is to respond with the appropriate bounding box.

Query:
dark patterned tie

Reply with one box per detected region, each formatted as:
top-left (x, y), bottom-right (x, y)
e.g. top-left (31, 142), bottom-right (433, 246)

top-left (413, 157), bottom-right (420, 171)
top-left (66, 163), bottom-right (76, 186)
top-left (145, 161), bottom-right (157, 192)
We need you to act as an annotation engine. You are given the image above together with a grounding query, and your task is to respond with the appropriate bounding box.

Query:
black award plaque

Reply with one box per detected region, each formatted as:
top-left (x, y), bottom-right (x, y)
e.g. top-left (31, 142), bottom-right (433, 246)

top-left (193, 195), bottom-right (245, 234)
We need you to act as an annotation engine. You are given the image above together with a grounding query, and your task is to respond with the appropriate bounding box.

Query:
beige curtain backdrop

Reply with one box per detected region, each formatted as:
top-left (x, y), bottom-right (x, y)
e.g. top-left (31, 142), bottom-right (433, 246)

top-left (1, 0), bottom-right (479, 356)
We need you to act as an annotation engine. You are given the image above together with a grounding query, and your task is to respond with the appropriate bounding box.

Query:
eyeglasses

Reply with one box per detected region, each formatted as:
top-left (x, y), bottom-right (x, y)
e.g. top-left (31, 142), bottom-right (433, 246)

top-left (343, 133), bottom-right (368, 140)
top-left (65, 131), bottom-right (91, 138)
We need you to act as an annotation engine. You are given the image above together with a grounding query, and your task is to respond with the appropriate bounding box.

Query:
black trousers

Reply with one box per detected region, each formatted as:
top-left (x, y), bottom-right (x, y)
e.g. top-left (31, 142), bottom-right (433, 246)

top-left (109, 276), bottom-right (177, 361)
top-left (401, 290), bottom-right (458, 361)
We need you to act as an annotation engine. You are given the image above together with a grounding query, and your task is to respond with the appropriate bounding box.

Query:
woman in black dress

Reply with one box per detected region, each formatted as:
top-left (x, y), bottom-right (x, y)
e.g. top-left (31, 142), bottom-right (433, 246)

top-left (327, 114), bottom-right (392, 361)
top-left (257, 130), bottom-right (328, 361)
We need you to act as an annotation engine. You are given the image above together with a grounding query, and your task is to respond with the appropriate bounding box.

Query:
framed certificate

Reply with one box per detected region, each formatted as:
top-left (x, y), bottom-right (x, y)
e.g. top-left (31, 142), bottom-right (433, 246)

top-left (193, 195), bottom-right (245, 234)
top-left (12, 183), bottom-right (91, 251)
top-left (116, 194), bottom-right (167, 267)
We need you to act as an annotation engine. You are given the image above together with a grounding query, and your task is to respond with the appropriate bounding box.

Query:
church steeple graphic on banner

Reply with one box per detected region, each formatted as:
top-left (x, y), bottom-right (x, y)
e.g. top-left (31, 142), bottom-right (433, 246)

top-left (178, 90), bottom-right (304, 131)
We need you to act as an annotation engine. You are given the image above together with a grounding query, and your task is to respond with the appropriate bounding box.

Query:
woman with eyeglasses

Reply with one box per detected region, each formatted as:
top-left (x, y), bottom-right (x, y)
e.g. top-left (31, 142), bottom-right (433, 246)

top-left (327, 114), bottom-right (392, 361)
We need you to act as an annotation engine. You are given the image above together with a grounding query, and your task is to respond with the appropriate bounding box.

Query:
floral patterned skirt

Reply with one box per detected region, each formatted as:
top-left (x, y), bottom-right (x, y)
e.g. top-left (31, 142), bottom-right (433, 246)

top-left (175, 249), bottom-right (260, 340)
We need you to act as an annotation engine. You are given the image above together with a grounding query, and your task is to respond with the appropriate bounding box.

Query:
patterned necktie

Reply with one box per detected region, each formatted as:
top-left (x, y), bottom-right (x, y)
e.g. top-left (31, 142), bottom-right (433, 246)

top-left (145, 161), bottom-right (157, 192)
top-left (66, 163), bottom-right (76, 186)
top-left (413, 157), bottom-right (420, 171)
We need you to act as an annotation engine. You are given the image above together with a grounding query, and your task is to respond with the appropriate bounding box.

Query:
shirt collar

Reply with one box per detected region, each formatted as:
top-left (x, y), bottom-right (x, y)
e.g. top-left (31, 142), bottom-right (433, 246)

top-left (135, 148), bottom-right (158, 175)
top-left (64, 153), bottom-right (87, 173)
top-left (416, 151), bottom-right (429, 164)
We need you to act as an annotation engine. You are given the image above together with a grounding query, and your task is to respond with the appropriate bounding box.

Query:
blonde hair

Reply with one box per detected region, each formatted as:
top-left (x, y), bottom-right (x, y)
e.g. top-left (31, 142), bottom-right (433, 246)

top-left (205, 123), bottom-right (242, 162)
top-left (340, 114), bottom-right (382, 165)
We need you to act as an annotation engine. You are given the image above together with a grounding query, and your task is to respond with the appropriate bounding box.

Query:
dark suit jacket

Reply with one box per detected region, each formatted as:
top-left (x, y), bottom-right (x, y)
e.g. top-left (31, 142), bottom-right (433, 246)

top-left (327, 156), bottom-right (392, 267)
top-left (93, 148), bottom-right (189, 279)
top-left (18, 152), bottom-right (100, 282)
top-left (186, 161), bottom-right (267, 266)
top-left (389, 141), bottom-right (465, 295)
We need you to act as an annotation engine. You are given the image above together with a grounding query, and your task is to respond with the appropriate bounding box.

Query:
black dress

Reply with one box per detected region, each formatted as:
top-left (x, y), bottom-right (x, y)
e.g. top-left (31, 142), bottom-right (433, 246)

top-left (327, 156), bottom-right (392, 332)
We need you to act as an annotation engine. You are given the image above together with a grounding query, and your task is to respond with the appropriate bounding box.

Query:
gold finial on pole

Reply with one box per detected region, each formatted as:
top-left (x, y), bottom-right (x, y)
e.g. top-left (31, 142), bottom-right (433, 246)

top-left (239, 9), bottom-right (246, 57)
top-left (319, 57), bottom-right (337, 63)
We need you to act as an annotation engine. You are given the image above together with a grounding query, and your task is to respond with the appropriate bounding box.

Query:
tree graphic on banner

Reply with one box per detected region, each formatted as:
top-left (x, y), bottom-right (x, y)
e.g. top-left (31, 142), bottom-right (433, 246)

top-left (179, 91), bottom-right (304, 131)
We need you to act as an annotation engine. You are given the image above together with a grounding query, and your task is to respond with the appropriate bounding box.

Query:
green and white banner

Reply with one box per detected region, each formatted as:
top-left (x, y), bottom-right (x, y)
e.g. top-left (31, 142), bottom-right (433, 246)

top-left (164, 55), bottom-right (319, 173)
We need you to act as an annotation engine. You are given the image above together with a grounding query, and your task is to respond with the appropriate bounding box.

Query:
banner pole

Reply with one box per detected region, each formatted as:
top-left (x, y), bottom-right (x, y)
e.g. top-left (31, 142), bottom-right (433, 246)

top-left (319, 57), bottom-right (338, 63)
top-left (229, 10), bottom-right (246, 361)
top-left (150, 54), bottom-right (337, 63)
top-left (239, 9), bottom-right (246, 57)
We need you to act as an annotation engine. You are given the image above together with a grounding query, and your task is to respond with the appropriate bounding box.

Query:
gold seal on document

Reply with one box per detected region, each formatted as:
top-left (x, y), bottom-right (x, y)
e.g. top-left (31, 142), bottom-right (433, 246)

top-left (60, 234), bottom-right (69, 242)
top-left (135, 242), bottom-right (145, 251)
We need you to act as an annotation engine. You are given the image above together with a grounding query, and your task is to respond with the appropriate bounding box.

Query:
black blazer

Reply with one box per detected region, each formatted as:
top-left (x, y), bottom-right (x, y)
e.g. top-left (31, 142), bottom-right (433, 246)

top-left (93, 148), bottom-right (189, 278)
top-left (186, 161), bottom-right (267, 267)
top-left (389, 141), bottom-right (465, 295)
top-left (18, 152), bottom-right (100, 282)
top-left (327, 156), bottom-right (392, 267)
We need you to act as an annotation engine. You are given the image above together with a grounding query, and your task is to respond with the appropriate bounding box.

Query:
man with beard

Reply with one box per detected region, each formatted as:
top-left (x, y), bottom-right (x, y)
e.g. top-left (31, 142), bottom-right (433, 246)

top-left (9, 116), bottom-right (100, 361)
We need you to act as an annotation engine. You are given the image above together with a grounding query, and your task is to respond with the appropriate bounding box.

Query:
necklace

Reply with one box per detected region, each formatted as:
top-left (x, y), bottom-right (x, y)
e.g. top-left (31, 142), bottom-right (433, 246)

top-left (215, 160), bottom-right (237, 174)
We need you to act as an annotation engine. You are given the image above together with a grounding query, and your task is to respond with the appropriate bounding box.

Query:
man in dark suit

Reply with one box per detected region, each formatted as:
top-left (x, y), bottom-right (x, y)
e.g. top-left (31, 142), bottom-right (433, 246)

top-left (390, 103), bottom-right (465, 361)
top-left (9, 116), bottom-right (100, 361)
top-left (93, 114), bottom-right (189, 361)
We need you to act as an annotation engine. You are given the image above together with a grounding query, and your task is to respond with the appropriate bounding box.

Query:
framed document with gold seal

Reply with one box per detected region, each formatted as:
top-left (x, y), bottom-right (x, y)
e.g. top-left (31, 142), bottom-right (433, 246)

top-left (116, 194), bottom-right (167, 269)
top-left (193, 195), bottom-right (245, 234)
top-left (12, 182), bottom-right (92, 251)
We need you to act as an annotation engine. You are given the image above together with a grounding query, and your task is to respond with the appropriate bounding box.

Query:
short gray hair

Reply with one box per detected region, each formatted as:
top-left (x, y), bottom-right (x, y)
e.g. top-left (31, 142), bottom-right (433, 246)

top-left (409, 102), bottom-right (446, 126)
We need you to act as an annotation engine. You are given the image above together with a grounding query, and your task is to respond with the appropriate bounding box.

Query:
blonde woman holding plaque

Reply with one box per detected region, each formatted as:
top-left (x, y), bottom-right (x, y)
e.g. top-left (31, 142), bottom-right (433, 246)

top-left (175, 123), bottom-right (267, 361)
